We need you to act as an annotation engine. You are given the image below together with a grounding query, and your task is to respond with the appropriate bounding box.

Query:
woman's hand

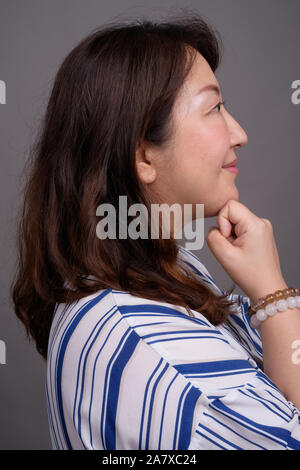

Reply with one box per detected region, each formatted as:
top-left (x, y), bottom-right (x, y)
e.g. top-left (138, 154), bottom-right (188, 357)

top-left (206, 199), bottom-right (287, 302)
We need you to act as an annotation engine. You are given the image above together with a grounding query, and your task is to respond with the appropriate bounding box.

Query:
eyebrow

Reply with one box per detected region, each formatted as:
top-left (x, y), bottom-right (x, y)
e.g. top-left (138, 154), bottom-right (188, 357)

top-left (196, 84), bottom-right (221, 96)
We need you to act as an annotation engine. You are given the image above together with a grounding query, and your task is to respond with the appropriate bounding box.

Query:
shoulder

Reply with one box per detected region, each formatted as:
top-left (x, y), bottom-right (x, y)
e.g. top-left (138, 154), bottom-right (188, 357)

top-left (48, 286), bottom-right (247, 380)
top-left (50, 287), bottom-right (262, 399)
top-left (49, 286), bottom-right (212, 339)
top-left (48, 288), bottom-right (220, 365)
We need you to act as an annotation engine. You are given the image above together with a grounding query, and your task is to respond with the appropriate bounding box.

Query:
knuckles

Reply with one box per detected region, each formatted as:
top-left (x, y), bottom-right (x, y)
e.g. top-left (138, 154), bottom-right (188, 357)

top-left (261, 218), bottom-right (273, 229)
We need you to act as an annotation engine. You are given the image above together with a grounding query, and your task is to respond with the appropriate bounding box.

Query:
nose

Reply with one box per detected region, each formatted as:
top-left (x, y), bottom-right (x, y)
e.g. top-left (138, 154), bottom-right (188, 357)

top-left (225, 110), bottom-right (248, 150)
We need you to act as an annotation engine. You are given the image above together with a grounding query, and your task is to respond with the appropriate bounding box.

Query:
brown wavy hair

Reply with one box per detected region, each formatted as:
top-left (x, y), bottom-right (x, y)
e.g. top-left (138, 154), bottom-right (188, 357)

top-left (10, 12), bottom-right (236, 360)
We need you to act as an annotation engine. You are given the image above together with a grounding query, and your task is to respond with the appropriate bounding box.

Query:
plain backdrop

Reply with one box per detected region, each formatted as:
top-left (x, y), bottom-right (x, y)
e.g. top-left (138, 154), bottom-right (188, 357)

top-left (0, 0), bottom-right (299, 449)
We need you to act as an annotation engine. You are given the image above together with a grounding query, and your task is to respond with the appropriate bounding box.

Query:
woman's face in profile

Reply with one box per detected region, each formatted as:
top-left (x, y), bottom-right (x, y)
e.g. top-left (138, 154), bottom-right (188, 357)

top-left (136, 51), bottom-right (248, 219)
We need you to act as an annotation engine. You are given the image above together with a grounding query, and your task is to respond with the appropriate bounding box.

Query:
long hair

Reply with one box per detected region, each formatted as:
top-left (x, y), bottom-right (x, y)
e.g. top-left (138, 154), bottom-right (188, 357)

top-left (10, 13), bottom-right (236, 359)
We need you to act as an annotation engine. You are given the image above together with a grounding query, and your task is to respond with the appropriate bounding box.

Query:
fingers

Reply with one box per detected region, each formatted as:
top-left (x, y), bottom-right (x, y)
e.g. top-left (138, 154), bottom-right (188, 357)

top-left (219, 215), bottom-right (232, 238)
top-left (261, 218), bottom-right (273, 230)
top-left (206, 225), bottom-right (236, 261)
top-left (217, 199), bottom-right (258, 237)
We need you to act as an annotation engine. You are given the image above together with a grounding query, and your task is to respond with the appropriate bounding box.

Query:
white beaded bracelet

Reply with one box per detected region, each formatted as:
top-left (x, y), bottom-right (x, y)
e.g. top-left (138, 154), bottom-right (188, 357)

top-left (250, 295), bottom-right (300, 329)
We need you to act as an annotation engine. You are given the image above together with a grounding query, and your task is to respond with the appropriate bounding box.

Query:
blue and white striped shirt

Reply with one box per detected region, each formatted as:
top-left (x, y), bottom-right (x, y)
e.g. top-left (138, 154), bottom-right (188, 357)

top-left (46, 245), bottom-right (300, 450)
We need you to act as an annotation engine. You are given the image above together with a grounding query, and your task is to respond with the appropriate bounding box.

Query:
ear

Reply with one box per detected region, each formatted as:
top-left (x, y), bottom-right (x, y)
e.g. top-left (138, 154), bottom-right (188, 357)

top-left (135, 143), bottom-right (157, 184)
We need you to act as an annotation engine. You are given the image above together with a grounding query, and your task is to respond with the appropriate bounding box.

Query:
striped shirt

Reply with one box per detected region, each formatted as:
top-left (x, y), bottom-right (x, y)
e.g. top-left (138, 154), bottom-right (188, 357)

top-left (46, 245), bottom-right (300, 450)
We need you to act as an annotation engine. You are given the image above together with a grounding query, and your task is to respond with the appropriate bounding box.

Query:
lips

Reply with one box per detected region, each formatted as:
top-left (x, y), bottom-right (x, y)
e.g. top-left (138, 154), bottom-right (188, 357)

top-left (222, 158), bottom-right (237, 168)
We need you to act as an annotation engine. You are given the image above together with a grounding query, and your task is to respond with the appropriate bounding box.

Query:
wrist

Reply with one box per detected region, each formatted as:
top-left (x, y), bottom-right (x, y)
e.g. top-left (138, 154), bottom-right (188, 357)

top-left (248, 280), bottom-right (288, 304)
top-left (247, 283), bottom-right (300, 330)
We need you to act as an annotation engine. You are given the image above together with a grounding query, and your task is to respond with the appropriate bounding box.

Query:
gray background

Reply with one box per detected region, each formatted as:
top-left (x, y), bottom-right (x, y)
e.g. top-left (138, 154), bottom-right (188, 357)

top-left (0, 0), bottom-right (299, 450)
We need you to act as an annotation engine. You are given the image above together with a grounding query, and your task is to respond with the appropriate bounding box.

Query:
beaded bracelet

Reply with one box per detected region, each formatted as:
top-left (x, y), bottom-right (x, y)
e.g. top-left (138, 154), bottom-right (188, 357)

top-left (248, 287), bottom-right (300, 329)
top-left (248, 288), bottom-right (300, 315)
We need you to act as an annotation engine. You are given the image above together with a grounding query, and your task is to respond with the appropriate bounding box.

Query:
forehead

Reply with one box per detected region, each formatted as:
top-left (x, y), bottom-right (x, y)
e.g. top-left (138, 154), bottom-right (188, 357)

top-left (173, 52), bottom-right (221, 120)
top-left (183, 52), bottom-right (220, 96)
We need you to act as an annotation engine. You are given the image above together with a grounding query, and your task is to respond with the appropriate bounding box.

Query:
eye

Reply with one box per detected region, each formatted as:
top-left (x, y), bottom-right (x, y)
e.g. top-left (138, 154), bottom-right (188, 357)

top-left (211, 100), bottom-right (226, 112)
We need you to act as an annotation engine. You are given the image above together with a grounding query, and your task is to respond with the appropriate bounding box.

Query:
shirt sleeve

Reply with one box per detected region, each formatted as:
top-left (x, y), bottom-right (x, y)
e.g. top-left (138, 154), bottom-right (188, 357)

top-left (188, 372), bottom-right (300, 450)
top-left (113, 315), bottom-right (300, 450)
top-left (94, 312), bottom-right (300, 450)
top-left (221, 292), bottom-right (264, 370)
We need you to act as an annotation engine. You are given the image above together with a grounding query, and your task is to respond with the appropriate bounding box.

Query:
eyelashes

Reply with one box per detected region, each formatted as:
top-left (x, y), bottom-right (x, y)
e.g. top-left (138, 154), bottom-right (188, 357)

top-left (212, 100), bottom-right (226, 112)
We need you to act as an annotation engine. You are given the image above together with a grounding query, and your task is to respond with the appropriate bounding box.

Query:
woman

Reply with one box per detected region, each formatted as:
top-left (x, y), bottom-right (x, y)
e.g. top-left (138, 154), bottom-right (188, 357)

top-left (11, 14), bottom-right (300, 450)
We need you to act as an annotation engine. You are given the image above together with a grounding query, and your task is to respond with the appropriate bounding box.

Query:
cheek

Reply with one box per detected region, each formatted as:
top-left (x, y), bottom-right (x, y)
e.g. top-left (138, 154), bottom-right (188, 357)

top-left (179, 120), bottom-right (229, 172)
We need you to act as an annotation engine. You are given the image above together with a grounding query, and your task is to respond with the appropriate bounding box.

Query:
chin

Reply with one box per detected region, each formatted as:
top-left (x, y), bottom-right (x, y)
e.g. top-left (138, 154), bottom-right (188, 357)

top-left (204, 190), bottom-right (239, 218)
